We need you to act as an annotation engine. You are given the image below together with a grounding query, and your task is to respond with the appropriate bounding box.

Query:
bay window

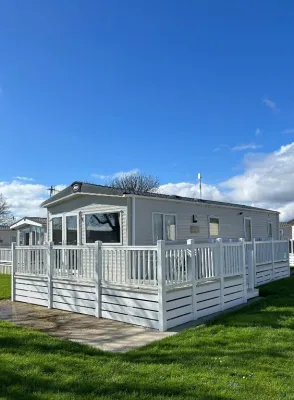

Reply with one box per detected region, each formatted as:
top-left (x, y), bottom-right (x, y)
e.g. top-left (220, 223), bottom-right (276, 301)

top-left (85, 213), bottom-right (121, 243)
top-left (52, 217), bottom-right (62, 245)
top-left (66, 215), bottom-right (78, 245)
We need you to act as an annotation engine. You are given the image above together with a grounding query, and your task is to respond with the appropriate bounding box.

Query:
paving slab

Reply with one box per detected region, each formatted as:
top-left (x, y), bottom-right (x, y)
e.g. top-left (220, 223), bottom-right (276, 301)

top-left (0, 300), bottom-right (175, 352)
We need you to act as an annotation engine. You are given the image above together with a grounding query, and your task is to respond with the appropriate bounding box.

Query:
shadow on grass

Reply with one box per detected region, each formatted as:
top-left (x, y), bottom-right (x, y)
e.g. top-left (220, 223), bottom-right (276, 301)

top-left (0, 277), bottom-right (293, 399)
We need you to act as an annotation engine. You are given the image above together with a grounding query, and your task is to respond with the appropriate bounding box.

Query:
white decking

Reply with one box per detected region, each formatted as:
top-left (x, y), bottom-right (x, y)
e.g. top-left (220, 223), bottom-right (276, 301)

top-left (9, 239), bottom-right (290, 331)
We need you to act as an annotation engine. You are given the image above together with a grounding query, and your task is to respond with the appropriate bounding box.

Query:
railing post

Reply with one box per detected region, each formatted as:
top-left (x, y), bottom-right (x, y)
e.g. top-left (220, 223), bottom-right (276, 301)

top-left (271, 238), bottom-right (275, 281)
top-left (95, 241), bottom-right (102, 318)
top-left (47, 242), bottom-right (53, 309)
top-left (239, 238), bottom-right (247, 303)
top-left (216, 238), bottom-right (224, 311)
top-left (187, 239), bottom-right (197, 320)
top-left (253, 239), bottom-right (257, 286)
top-left (157, 240), bottom-right (167, 331)
top-left (247, 249), bottom-right (255, 290)
top-left (11, 243), bottom-right (16, 302)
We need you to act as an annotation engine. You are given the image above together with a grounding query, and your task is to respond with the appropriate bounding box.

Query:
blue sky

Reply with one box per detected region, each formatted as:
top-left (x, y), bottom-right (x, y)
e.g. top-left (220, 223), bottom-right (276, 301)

top-left (0, 0), bottom-right (294, 219)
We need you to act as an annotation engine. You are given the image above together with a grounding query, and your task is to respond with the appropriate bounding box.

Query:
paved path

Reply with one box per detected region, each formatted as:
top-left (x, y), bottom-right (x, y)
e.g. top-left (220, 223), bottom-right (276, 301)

top-left (0, 300), bottom-right (175, 352)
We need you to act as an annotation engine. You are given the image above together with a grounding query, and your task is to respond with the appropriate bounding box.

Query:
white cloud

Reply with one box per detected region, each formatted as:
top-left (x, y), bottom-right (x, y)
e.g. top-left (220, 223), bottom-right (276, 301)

top-left (4, 143), bottom-right (294, 223)
top-left (213, 147), bottom-right (220, 152)
top-left (0, 180), bottom-right (66, 218)
top-left (232, 143), bottom-right (262, 152)
top-left (282, 128), bottom-right (294, 135)
top-left (92, 169), bottom-right (140, 181)
top-left (14, 176), bottom-right (35, 182)
top-left (159, 142), bottom-right (294, 221)
top-left (263, 97), bottom-right (279, 111)
top-left (255, 128), bottom-right (261, 136)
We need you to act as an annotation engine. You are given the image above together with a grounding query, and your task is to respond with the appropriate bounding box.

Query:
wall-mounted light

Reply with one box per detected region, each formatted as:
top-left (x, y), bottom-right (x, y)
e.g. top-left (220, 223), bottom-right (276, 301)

top-left (238, 212), bottom-right (243, 215)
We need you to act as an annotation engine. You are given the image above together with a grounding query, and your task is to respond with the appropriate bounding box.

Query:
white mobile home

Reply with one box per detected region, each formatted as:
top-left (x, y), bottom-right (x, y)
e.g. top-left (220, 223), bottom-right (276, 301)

top-left (10, 182), bottom-right (289, 331)
top-left (10, 217), bottom-right (47, 246)
top-left (41, 181), bottom-right (279, 246)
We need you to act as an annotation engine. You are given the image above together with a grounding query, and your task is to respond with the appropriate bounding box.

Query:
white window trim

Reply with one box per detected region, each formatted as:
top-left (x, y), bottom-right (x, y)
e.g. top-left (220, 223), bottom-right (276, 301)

top-left (83, 211), bottom-right (123, 245)
top-left (65, 213), bottom-right (80, 245)
top-left (50, 214), bottom-right (64, 244)
top-left (152, 212), bottom-right (177, 244)
top-left (244, 217), bottom-right (253, 241)
top-left (208, 215), bottom-right (220, 238)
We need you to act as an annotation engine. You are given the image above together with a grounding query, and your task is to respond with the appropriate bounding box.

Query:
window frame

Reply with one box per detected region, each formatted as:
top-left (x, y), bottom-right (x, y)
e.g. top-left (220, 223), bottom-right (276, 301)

top-left (50, 214), bottom-right (64, 245)
top-left (65, 213), bottom-right (80, 245)
top-left (208, 215), bottom-right (220, 238)
top-left (83, 211), bottom-right (123, 245)
top-left (152, 212), bottom-right (177, 244)
top-left (244, 217), bottom-right (253, 241)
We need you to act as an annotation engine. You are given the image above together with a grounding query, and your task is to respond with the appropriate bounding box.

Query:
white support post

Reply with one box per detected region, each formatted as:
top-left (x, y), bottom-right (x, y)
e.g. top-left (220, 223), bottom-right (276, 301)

top-left (95, 241), bottom-right (102, 318)
top-left (11, 243), bottom-right (16, 302)
top-left (47, 242), bottom-right (53, 309)
top-left (187, 239), bottom-right (197, 320)
top-left (271, 238), bottom-right (275, 281)
top-left (253, 239), bottom-right (257, 287)
top-left (216, 238), bottom-right (224, 311)
top-left (239, 238), bottom-right (247, 303)
top-left (157, 240), bottom-right (167, 331)
top-left (247, 249), bottom-right (255, 290)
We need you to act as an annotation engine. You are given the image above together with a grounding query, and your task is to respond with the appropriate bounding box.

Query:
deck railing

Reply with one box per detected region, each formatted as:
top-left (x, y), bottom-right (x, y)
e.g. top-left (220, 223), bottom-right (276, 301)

top-left (10, 238), bottom-right (290, 288)
top-left (0, 247), bottom-right (12, 263)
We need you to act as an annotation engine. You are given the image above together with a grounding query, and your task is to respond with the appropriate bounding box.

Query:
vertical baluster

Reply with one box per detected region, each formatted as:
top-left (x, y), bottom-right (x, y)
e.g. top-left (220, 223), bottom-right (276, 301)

top-left (143, 250), bottom-right (146, 284)
top-left (138, 250), bottom-right (141, 284)
top-left (132, 250), bottom-right (135, 284)
top-left (153, 250), bottom-right (157, 284)
top-left (181, 250), bottom-right (184, 282)
top-left (148, 250), bottom-right (151, 284)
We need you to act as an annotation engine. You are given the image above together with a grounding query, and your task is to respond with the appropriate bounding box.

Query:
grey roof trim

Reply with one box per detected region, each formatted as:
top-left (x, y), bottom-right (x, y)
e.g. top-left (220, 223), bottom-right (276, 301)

top-left (41, 181), bottom-right (279, 214)
top-left (128, 193), bottom-right (279, 214)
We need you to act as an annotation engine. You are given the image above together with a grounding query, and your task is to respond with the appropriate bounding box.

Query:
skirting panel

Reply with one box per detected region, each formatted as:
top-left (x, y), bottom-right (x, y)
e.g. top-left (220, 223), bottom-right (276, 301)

top-left (52, 280), bottom-right (96, 316)
top-left (101, 287), bottom-right (159, 329)
top-left (15, 276), bottom-right (48, 307)
top-left (166, 287), bottom-right (193, 329)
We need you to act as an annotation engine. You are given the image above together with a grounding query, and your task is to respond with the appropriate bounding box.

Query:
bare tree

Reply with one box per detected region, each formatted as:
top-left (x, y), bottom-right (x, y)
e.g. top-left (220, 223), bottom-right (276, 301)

top-left (0, 194), bottom-right (13, 225)
top-left (110, 173), bottom-right (159, 193)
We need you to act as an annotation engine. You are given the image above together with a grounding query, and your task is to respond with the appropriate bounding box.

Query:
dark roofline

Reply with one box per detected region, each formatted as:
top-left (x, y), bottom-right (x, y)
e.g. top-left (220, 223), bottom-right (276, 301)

top-left (41, 181), bottom-right (279, 214)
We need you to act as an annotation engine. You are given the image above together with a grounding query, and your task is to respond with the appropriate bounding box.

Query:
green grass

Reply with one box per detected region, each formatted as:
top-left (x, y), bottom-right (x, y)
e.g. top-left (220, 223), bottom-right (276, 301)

top-left (0, 274), bottom-right (11, 300)
top-left (1, 277), bottom-right (294, 399)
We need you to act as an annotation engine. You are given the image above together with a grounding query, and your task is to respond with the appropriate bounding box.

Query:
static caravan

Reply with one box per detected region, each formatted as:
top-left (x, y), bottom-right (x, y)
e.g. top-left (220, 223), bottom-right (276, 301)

top-left (41, 181), bottom-right (280, 246)
top-left (10, 217), bottom-right (47, 246)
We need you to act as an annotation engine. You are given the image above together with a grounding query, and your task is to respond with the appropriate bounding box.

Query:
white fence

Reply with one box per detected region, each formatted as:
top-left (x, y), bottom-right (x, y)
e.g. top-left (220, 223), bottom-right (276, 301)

top-left (0, 247), bottom-right (12, 274)
top-left (10, 238), bottom-right (290, 331)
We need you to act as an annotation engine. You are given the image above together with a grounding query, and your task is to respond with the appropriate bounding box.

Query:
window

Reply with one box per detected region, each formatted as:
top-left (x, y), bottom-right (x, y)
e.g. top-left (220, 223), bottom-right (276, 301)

top-left (209, 217), bottom-right (219, 237)
top-left (66, 215), bottom-right (78, 245)
top-left (85, 213), bottom-right (121, 243)
top-left (153, 213), bottom-right (176, 243)
top-left (268, 222), bottom-right (273, 239)
top-left (244, 217), bottom-right (252, 241)
top-left (153, 213), bottom-right (163, 242)
top-left (11, 236), bottom-right (16, 243)
top-left (52, 217), bottom-right (62, 245)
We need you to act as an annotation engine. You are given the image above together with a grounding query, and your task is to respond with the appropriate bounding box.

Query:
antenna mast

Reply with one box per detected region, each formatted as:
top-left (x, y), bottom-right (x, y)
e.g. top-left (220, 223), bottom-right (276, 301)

top-left (198, 173), bottom-right (202, 199)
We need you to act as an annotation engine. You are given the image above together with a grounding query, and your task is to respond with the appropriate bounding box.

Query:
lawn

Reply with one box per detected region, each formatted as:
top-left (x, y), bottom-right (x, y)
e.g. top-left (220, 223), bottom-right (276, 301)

top-left (1, 276), bottom-right (294, 400)
top-left (0, 274), bottom-right (10, 300)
